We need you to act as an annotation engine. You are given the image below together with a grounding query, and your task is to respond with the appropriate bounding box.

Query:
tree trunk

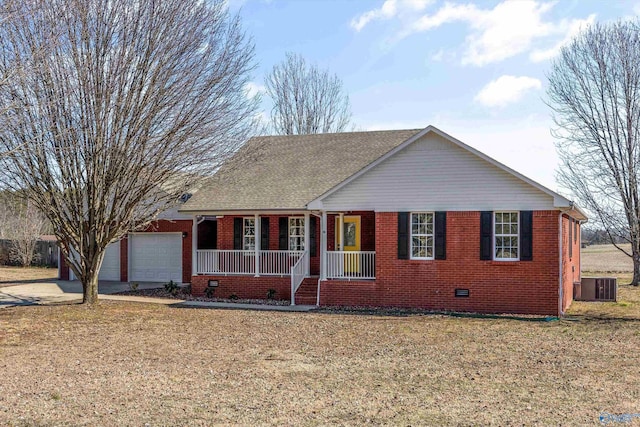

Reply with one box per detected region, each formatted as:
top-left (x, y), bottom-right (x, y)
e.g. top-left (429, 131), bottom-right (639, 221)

top-left (82, 273), bottom-right (99, 304)
top-left (633, 253), bottom-right (640, 286)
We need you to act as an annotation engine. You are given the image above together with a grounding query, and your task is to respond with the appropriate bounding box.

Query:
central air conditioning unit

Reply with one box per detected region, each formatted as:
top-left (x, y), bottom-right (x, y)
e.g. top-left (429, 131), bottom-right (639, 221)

top-left (575, 277), bottom-right (617, 302)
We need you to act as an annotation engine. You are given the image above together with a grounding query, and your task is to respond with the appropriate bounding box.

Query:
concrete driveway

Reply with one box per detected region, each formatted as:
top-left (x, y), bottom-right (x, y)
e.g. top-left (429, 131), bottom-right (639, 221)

top-left (0, 281), bottom-right (168, 308)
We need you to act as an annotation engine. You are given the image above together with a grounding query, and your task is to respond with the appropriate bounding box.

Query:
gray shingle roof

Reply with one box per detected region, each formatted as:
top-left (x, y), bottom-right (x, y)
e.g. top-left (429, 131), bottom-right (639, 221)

top-left (181, 129), bottom-right (421, 212)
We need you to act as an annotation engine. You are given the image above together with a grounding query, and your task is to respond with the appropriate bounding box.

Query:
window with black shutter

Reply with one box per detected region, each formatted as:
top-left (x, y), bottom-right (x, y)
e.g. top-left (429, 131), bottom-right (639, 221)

top-left (434, 212), bottom-right (446, 260)
top-left (520, 211), bottom-right (533, 261)
top-left (261, 217), bottom-right (269, 250)
top-left (309, 216), bottom-right (317, 257)
top-left (233, 218), bottom-right (242, 250)
top-left (397, 212), bottom-right (409, 259)
top-left (480, 211), bottom-right (492, 260)
top-left (279, 217), bottom-right (288, 250)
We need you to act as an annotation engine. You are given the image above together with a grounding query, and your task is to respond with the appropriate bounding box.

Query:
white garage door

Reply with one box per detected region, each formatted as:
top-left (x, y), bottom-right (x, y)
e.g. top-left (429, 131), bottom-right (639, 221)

top-left (99, 243), bottom-right (121, 281)
top-left (130, 233), bottom-right (182, 283)
top-left (69, 242), bottom-right (120, 281)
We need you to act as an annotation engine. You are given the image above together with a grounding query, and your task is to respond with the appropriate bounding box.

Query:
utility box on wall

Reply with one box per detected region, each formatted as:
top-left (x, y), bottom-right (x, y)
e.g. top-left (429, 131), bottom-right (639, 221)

top-left (577, 277), bottom-right (617, 302)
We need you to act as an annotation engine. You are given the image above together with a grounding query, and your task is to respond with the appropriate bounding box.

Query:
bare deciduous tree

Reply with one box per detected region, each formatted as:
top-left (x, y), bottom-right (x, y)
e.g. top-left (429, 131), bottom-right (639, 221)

top-left (547, 20), bottom-right (640, 285)
top-left (0, 0), bottom-right (259, 303)
top-left (8, 200), bottom-right (49, 267)
top-left (265, 52), bottom-right (352, 135)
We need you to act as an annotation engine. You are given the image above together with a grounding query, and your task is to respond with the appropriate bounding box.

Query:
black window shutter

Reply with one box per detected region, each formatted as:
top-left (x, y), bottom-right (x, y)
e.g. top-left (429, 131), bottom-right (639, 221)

top-left (434, 211), bottom-right (446, 260)
top-left (309, 216), bottom-right (317, 257)
top-left (398, 212), bottom-right (409, 259)
top-left (568, 217), bottom-right (573, 259)
top-left (233, 218), bottom-right (242, 250)
top-left (279, 217), bottom-right (288, 250)
top-left (574, 220), bottom-right (578, 243)
top-left (261, 217), bottom-right (269, 250)
top-left (480, 211), bottom-right (492, 260)
top-left (520, 211), bottom-right (533, 261)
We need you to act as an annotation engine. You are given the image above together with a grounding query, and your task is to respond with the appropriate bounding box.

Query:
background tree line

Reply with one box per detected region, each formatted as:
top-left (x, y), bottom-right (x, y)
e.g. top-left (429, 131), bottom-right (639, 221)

top-left (0, 191), bottom-right (51, 266)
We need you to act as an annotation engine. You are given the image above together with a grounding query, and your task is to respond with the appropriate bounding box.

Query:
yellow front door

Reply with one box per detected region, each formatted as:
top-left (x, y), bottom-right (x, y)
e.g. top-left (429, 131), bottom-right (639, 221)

top-left (336, 216), bottom-right (361, 273)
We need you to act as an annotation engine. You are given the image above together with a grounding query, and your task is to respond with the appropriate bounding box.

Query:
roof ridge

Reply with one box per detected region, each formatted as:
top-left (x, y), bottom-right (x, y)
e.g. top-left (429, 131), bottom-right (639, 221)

top-left (251, 128), bottom-right (422, 139)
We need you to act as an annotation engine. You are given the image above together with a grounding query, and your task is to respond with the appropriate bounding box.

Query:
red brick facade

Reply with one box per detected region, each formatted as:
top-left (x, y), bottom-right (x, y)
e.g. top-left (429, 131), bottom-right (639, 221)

top-left (318, 211), bottom-right (569, 316)
top-left (193, 210), bottom-right (578, 316)
top-left (562, 214), bottom-right (581, 313)
top-left (191, 275), bottom-right (293, 301)
top-left (59, 219), bottom-right (193, 283)
top-left (59, 211), bottom-right (579, 316)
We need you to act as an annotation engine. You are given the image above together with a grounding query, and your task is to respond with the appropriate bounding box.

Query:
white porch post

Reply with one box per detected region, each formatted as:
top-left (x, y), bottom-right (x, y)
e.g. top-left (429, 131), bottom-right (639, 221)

top-left (192, 216), bottom-right (198, 276)
top-left (254, 213), bottom-right (260, 276)
top-left (338, 213), bottom-right (344, 251)
top-left (304, 212), bottom-right (310, 275)
top-left (320, 211), bottom-right (327, 280)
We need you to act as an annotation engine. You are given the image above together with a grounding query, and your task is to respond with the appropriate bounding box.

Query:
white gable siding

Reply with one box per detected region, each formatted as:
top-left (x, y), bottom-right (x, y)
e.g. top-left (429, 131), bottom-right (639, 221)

top-left (320, 132), bottom-right (556, 212)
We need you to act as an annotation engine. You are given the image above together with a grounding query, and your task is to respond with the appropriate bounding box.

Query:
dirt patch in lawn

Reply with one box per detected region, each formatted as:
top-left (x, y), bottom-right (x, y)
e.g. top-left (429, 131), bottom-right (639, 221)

top-left (0, 266), bottom-right (58, 287)
top-left (1, 301), bottom-right (640, 426)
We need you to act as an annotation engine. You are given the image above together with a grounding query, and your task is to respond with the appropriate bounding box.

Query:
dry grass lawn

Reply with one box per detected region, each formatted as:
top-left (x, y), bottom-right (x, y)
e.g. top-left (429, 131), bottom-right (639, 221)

top-left (1, 301), bottom-right (640, 426)
top-left (582, 243), bottom-right (633, 273)
top-left (0, 245), bottom-right (638, 425)
top-left (0, 266), bottom-right (58, 287)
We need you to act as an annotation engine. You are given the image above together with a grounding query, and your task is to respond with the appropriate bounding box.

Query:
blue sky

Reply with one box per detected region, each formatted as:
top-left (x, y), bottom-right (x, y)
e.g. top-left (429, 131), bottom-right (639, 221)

top-left (229, 0), bottom-right (638, 193)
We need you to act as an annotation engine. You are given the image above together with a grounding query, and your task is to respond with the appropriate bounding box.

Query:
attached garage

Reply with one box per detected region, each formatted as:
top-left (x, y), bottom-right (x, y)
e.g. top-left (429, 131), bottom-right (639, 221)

top-left (129, 233), bottom-right (182, 283)
top-left (59, 219), bottom-right (192, 283)
top-left (69, 242), bottom-right (120, 281)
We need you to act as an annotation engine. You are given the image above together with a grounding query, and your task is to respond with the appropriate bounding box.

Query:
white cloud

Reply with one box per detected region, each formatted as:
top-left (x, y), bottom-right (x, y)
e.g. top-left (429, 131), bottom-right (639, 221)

top-left (362, 0), bottom-right (596, 66)
top-left (462, 1), bottom-right (556, 66)
top-left (529, 14), bottom-right (596, 62)
top-left (350, 0), bottom-right (432, 32)
top-left (474, 75), bottom-right (542, 108)
top-left (399, 1), bottom-right (556, 66)
top-left (244, 81), bottom-right (265, 99)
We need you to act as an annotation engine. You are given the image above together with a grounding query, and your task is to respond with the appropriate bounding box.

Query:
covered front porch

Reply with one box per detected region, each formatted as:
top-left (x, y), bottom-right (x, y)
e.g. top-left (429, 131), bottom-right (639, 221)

top-left (191, 211), bottom-right (376, 304)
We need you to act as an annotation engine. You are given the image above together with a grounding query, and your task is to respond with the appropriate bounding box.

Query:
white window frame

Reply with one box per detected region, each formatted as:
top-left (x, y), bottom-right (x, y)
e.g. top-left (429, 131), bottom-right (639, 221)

top-left (288, 217), bottom-right (305, 251)
top-left (243, 217), bottom-right (255, 251)
top-left (410, 212), bottom-right (434, 260)
top-left (494, 211), bottom-right (519, 261)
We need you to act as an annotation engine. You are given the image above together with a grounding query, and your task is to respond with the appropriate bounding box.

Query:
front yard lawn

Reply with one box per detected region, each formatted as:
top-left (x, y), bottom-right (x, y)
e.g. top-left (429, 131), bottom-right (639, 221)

top-left (0, 266), bottom-right (58, 287)
top-left (1, 299), bottom-right (639, 426)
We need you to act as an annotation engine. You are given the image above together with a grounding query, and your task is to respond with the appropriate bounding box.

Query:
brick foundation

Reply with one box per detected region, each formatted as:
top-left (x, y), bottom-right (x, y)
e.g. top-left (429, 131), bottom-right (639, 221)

top-left (192, 275), bottom-right (292, 301)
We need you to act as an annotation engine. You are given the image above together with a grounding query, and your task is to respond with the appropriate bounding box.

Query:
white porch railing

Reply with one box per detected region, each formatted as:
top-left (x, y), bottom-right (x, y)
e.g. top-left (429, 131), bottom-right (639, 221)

top-left (197, 250), bottom-right (255, 275)
top-left (290, 250), bottom-right (309, 306)
top-left (260, 250), bottom-right (305, 276)
top-left (327, 251), bottom-right (376, 280)
top-left (196, 249), bottom-right (306, 276)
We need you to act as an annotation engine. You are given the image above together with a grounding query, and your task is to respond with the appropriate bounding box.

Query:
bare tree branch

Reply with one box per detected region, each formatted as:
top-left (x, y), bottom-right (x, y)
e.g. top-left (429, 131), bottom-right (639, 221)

top-left (265, 52), bottom-right (352, 135)
top-left (547, 20), bottom-right (640, 284)
top-left (0, 0), bottom-right (259, 303)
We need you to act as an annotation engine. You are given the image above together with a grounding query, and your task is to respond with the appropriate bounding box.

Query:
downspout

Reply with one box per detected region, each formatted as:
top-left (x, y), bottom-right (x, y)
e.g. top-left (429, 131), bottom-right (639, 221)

top-left (558, 206), bottom-right (573, 316)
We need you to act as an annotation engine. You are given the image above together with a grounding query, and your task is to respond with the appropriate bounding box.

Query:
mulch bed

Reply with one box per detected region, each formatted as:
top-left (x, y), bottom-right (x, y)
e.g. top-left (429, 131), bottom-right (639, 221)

top-left (115, 287), bottom-right (291, 306)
